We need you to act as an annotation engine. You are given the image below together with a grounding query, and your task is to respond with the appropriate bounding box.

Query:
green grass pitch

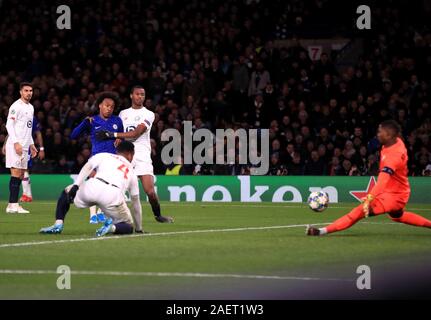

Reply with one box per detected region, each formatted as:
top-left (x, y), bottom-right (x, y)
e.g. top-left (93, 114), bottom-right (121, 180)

top-left (0, 201), bottom-right (430, 299)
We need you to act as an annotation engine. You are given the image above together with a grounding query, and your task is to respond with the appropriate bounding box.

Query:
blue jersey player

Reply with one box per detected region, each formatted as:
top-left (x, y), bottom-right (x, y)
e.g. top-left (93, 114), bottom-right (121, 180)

top-left (71, 92), bottom-right (124, 224)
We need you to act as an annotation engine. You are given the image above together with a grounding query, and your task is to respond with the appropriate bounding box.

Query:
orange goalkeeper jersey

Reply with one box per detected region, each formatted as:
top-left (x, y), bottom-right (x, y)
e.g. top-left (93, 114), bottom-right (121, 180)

top-left (373, 137), bottom-right (410, 199)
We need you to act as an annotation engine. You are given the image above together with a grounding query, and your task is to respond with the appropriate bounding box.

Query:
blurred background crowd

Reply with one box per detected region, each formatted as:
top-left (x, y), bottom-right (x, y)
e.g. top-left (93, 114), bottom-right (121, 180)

top-left (0, 0), bottom-right (430, 176)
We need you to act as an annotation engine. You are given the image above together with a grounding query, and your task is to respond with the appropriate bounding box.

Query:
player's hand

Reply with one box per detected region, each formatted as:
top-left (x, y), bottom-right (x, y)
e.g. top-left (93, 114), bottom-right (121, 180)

top-left (66, 185), bottom-right (79, 203)
top-left (14, 142), bottom-right (23, 156)
top-left (85, 116), bottom-right (94, 124)
top-left (95, 130), bottom-right (115, 141)
top-left (363, 201), bottom-right (370, 217)
top-left (361, 194), bottom-right (374, 217)
top-left (30, 145), bottom-right (38, 158)
top-left (38, 149), bottom-right (45, 160)
top-left (114, 138), bottom-right (122, 148)
top-left (1, 144), bottom-right (5, 156)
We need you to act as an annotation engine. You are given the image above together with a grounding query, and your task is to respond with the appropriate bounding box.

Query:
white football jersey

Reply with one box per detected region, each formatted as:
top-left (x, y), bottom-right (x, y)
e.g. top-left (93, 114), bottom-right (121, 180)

top-left (119, 107), bottom-right (154, 162)
top-left (87, 153), bottom-right (140, 197)
top-left (6, 99), bottom-right (34, 148)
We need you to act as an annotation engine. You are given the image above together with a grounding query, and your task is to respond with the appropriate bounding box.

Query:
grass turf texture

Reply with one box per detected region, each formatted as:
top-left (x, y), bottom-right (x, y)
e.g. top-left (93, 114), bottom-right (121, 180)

top-left (0, 201), bottom-right (430, 299)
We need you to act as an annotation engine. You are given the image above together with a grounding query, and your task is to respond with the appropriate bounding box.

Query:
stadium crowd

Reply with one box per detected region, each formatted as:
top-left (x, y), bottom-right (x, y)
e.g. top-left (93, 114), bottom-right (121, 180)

top-left (0, 0), bottom-right (430, 176)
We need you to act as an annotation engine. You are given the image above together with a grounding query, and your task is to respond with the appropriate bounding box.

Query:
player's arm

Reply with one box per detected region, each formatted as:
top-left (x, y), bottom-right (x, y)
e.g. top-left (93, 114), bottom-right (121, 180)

top-left (96, 123), bottom-right (147, 141)
top-left (114, 118), bottom-right (125, 147)
top-left (29, 124), bottom-right (37, 158)
top-left (129, 176), bottom-right (143, 233)
top-left (363, 157), bottom-right (399, 216)
top-left (33, 118), bottom-right (45, 159)
top-left (5, 107), bottom-right (22, 156)
top-left (66, 164), bottom-right (97, 202)
top-left (70, 117), bottom-right (93, 139)
top-left (65, 154), bottom-right (102, 202)
top-left (35, 130), bottom-right (45, 160)
top-left (1, 135), bottom-right (8, 155)
top-left (71, 154), bottom-right (101, 187)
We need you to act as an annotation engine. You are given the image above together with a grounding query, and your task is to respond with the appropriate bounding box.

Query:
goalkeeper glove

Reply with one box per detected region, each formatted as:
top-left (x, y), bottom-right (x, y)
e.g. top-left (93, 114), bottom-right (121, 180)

top-left (362, 194), bottom-right (374, 217)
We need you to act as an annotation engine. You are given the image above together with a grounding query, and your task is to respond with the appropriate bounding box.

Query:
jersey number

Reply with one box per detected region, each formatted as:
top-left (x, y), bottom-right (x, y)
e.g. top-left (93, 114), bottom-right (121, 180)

top-left (117, 164), bottom-right (129, 179)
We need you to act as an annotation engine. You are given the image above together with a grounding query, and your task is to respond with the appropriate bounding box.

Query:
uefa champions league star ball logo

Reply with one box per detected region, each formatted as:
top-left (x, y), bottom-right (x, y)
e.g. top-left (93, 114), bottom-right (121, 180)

top-left (135, 116), bottom-right (141, 121)
top-left (113, 124), bottom-right (118, 130)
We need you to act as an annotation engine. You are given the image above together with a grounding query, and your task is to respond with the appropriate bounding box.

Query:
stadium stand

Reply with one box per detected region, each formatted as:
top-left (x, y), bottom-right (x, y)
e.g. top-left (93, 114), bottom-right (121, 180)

top-left (0, 0), bottom-right (430, 176)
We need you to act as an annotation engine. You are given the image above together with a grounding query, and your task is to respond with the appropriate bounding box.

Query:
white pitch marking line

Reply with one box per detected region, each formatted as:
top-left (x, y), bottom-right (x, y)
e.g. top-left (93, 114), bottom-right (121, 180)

top-left (0, 223), bottom-right (332, 249)
top-left (0, 220), bottom-right (421, 250)
top-left (0, 269), bottom-right (354, 282)
top-left (32, 202), bottom-right (431, 211)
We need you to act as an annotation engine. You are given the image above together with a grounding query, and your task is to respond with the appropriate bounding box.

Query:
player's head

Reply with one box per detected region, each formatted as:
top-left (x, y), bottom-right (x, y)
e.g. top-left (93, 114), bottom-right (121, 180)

top-left (377, 120), bottom-right (401, 144)
top-left (19, 82), bottom-right (33, 102)
top-left (96, 91), bottom-right (119, 119)
top-left (116, 140), bottom-right (135, 162)
top-left (130, 85), bottom-right (145, 108)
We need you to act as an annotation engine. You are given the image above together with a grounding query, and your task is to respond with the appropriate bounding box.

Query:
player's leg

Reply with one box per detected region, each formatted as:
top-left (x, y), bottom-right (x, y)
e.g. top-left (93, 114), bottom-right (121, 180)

top-left (20, 168), bottom-right (33, 202)
top-left (96, 207), bottom-right (106, 223)
top-left (5, 143), bottom-right (29, 213)
top-left (39, 189), bottom-right (73, 234)
top-left (89, 205), bottom-right (98, 224)
top-left (40, 183), bottom-right (93, 234)
top-left (140, 175), bottom-right (174, 223)
top-left (95, 202), bottom-right (134, 237)
top-left (20, 151), bottom-right (33, 202)
top-left (388, 209), bottom-right (431, 228)
top-left (307, 198), bottom-right (386, 236)
top-left (7, 168), bottom-right (29, 213)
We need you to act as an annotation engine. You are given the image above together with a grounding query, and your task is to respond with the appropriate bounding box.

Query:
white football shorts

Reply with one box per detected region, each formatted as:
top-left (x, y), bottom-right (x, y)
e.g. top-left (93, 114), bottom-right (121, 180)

top-left (5, 143), bottom-right (29, 170)
top-left (73, 178), bottom-right (133, 225)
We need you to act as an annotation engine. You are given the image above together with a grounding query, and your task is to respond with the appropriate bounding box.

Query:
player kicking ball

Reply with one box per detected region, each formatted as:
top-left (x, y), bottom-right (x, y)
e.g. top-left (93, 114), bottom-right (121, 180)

top-left (307, 120), bottom-right (431, 236)
top-left (96, 86), bottom-right (173, 223)
top-left (40, 141), bottom-right (143, 237)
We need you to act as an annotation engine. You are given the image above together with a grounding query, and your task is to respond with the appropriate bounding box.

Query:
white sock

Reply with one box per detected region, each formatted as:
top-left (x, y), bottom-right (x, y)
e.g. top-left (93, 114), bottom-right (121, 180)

top-left (319, 227), bottom-right (328, 235)
top-left (89, 205), bottom-right (97, 217)
top-left (96, 207), bottom-right (102, 214)
top-left (55, 219), bottom-right (64, 225)
top-left (22, 171), bottom-right (32, 197)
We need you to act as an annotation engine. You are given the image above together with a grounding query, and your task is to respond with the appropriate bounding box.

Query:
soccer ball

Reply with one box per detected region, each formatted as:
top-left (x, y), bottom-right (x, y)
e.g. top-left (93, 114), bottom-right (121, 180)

top-left (307, 191), bottom-right (329, 212)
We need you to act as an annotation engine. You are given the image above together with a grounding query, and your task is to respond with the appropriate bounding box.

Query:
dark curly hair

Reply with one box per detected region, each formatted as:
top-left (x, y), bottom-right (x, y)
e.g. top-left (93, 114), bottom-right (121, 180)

top-left (95, 91), bottom-right (120, 108)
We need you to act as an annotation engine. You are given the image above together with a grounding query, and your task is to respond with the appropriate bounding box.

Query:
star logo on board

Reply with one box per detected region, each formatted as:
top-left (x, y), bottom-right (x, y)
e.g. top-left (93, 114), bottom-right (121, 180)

top-left (349, 176), bottom-right (377, 202)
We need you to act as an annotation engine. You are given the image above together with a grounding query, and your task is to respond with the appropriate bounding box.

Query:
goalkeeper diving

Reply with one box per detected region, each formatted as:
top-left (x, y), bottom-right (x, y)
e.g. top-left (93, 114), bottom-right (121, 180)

top-left (307, 120), bottom-right (431, 236)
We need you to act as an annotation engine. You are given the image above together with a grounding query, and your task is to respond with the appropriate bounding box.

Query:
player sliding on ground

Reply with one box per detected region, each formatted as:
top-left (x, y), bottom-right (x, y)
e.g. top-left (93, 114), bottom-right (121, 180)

top-left (307, 120), bottom-right (431, 236)
top-left (40, 141), bottom-right (143, 237)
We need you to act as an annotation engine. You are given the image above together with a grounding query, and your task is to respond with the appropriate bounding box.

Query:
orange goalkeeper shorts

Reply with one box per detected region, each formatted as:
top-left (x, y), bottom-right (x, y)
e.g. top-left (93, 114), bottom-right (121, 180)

top-left (370, 193), bottom-right (410, 215)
